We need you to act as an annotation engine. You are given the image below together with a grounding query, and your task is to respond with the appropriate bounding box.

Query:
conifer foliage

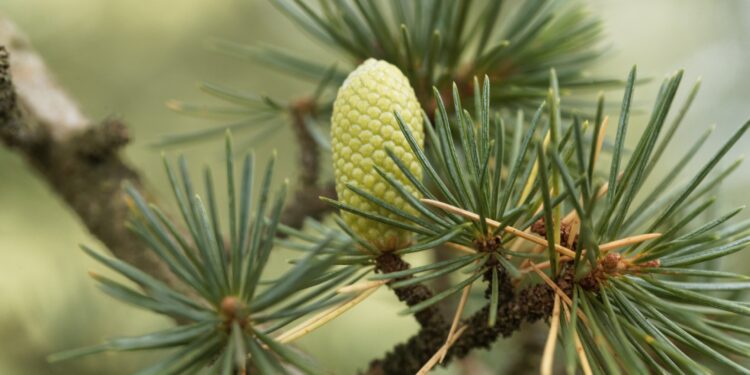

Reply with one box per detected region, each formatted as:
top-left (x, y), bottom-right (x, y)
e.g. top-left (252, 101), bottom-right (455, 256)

top-left (50, 1), bottom-right (750, 374)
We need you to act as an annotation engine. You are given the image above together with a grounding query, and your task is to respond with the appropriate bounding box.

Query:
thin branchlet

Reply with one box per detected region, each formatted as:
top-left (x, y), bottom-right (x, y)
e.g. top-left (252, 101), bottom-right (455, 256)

top-left (366, 263), bottom-right (594, 375)
top-left (375, 252), bottom-right (447, 328)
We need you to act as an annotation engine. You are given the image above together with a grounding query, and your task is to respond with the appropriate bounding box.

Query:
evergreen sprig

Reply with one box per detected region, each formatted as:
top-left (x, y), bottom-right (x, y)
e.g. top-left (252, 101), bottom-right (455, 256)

top-left (162, 0), bottom-right (612, 148)
top-left (46, 2), bottom-right (750, 374)
top-left (56, 68), bottom-right (750, 375)
top-left (48, 135), bottom-right (358, 375)
top-left (308, 68), bottom-right (750, 373)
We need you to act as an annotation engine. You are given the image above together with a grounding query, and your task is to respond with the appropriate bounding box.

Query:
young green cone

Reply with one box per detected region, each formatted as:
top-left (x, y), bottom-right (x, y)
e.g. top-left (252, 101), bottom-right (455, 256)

top-left (331, 59), bottom-right (424, 251)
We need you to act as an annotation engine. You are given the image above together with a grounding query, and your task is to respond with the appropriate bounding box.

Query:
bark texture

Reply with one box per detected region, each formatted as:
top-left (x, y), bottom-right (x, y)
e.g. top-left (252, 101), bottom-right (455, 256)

top-left (0, 17), bottom-right (181, 289)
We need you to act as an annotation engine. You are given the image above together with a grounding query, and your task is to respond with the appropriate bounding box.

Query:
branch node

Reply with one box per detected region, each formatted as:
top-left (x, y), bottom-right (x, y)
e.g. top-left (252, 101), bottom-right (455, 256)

top-left (72, 119), bottom-right (130, 160)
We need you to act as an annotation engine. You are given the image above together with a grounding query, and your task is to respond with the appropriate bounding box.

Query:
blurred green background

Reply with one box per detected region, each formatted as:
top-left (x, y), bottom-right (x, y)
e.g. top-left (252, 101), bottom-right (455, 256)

top-left (1, 1), bottom-right (749, 374)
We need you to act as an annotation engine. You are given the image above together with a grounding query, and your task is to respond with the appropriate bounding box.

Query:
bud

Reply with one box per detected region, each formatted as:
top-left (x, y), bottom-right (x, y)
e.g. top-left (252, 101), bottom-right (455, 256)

top-left (331, 59), bottom-right (424, 251)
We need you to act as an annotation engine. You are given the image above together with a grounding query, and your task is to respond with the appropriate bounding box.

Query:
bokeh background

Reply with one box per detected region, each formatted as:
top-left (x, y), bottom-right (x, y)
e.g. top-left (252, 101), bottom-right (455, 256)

top-left (1, 1), bottom-right (749, 374)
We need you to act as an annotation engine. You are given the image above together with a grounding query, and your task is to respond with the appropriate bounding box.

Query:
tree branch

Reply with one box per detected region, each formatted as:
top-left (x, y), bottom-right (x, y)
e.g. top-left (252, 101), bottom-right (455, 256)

top-left (0, 16), bottom-right (181, 290)
top-left (374, 252), bottom-right (447, 329)
top-left (280, 99), bottom-right (336, 229)
top-left (364, 265), bottom-right (580, 375)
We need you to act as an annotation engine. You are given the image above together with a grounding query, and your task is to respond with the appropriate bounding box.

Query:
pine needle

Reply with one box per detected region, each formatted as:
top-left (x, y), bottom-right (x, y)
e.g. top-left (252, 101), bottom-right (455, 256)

top-left (567, 218), bottom-right (581, 248)
top-left (422, 199), bottom-right (577, 257)
top-left (444, 242), bottom-right (478, 254)
top-left (519, 128), bottom-right (552, 204)
top-left (598, 233), bottom-right (661, 252)
top-left (541, 295), bottom-right (561, 375)
top-left (593, 116), bottom-right (609, 166)
top-left (337, 279), bottom-right (390, 294)
top-left (277, 284), bottom-right (382, 343)
top-left (439, 283), bottom-right (472, 363)
top-left (417, 325), bottom-right (468, 375)
top-left (558, 178), bottom-right (612, 230)
top-left (562, 303), bottom-right (593, 375)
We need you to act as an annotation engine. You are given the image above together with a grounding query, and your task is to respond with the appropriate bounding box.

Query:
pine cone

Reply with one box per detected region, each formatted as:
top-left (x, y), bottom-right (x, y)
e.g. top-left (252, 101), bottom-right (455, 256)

top-left (331, 59), bottom-right (424, 251)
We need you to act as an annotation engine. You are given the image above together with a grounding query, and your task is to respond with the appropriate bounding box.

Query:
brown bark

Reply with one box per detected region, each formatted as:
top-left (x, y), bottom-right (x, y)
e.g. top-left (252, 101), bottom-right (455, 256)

top-left (374, 252), bottom-right (447, 329)
top-left (365, 264), bottom-right (583, 375)
top-left (280, 99), bottom-right (336, 230)
top-left (0, 17), bottom-right (181, 290)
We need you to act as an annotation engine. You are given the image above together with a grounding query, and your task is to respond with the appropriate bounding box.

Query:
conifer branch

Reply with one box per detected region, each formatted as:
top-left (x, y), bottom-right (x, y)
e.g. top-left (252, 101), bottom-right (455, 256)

top-left (0, 17), bottom-right (182, 291)
top-left (374, 252), bottom-right (446, 329)
top-left (366, 265), bottom-right (577, 375)
top-left (9, 2), bottom-right (750, 373)
top-left (281, 98), bottom-right (336, 229)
